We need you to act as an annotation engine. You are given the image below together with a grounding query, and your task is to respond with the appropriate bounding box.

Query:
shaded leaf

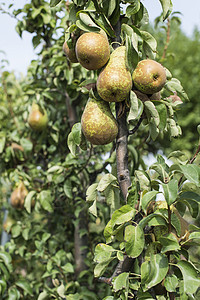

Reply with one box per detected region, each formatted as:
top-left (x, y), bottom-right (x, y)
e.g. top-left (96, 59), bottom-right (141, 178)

top-left (176, 261), bottom-right (200, 294)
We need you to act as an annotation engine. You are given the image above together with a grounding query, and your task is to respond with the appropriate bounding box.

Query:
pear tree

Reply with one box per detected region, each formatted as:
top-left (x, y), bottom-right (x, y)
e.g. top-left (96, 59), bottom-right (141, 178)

top-left (0, 0), bottom-right (200, 299)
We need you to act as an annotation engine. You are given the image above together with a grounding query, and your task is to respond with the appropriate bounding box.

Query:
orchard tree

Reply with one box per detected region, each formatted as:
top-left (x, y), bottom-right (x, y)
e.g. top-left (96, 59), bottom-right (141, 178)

top-left (0, 0), bottom-right (200, 299)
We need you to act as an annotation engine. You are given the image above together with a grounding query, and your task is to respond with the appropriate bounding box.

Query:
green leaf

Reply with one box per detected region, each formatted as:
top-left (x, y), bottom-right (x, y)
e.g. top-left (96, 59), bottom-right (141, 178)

top-left (0, 279), bottom-right (7, 295)
top-left (141, 191), bottom-right (159, 214)
top-left (97, 174), bottom-right (117, 192)
top-left (140, 31), bottom-right (157, 59)
top-left (24, 191), bottom-right (36, 213)
top-left (126, 1), bottom-right (140, 17)
top-left (89, 200), bottom-right (97, 217)
top-left (37, 291), bottom-right (49, 300)
top-left (159, 232), bottom-right (181, 253)
top-left (0, 134), bottom-right (6, 153)
top-left (154, 102), bottom-right (167, 130)
top-left (176, 261), bottom-right (200, 294)
top-left (180, 165), bottom-right (199, 186)
top-left (113, 272), bottom-right (129, 292)
top-left (11, 224), bottom-right (21, 238)
top-left (162, 178), bottom-right (178, 205)
top-left (144, 101), bottom-right (160, 127)
top-left (127, 91), bottom-right (139, 122)
top-left (111, 205), bottom-right (136, 228)
top-left (94, 258), bottom-right (115, 277)
top-left (159, 0), bottom-right (173, 21)
top-left (16, 279), bottom-right (33, 296)
top-left (165, 77), bottom-right (188, 100)
top-left (50, 0), bottom-right (62, 7)
top-left (67, 123), bottom-right (82, 156)
top-left (94, 243), bottom-right (115, 263)
top-left (0, 252), bottom-right (12, 272)
top-left (135, 170), bottom-right (151, 191)
top-left (125, 225), bottom-right (145, 258)
top-left (164, 274), bottom-right (178, 292)
top-left (86, 183), bottom-right (98, 202)
top-left (39, 190), bottom-right (53, 212)
top-left (141, 253), bottom-right (168, 291)
top-left (150, 162), bottom-right (169, 183)
top-left (20, 138), bottom-right (33, 153)
top-left (64, 179), bottom-right (73, 199)
top-left (8, 287), bottom-right (20, 300)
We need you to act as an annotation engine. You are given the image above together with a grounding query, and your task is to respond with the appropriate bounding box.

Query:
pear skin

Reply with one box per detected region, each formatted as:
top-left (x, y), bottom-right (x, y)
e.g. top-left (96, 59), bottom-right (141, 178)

top-left (28, 103), bottom-right (48, 131)
top-left (81, 97), bottom-right (118, 145)
top-left (132, 59), bottom-right (166, 94)
top-left (96, 46), bottom-right (132, 102)
top-left (11, 182), bottom-right (28, 209)
top-left (75, 32), bottom-right (110, 70)
top-left (63, 41), bottom-right (78, 63)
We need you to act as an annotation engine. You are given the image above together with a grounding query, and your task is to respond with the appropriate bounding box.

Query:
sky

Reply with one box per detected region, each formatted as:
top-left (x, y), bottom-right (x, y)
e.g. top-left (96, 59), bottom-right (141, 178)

top-left (0, 0), bottom-right (200, 75)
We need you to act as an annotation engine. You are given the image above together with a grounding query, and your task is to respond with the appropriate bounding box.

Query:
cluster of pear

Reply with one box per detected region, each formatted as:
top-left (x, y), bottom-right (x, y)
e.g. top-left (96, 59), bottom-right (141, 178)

top-left (63, 30), bottom-right (166, 145)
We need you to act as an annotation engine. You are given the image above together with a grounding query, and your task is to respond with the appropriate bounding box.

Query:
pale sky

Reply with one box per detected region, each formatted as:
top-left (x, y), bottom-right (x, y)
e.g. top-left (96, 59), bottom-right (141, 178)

top-left (0, 0), bottom-right (200, 75)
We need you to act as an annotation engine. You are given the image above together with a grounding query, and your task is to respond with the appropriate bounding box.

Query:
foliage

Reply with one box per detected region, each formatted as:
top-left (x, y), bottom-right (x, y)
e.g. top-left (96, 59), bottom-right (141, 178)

top-left (0, 0), bottom-right (200, 299)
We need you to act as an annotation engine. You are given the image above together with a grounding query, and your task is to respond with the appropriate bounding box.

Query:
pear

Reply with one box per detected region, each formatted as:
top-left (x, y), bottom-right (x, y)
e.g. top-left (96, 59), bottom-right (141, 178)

top-left (96, 46), bottom-right (132, 102)
top-left (132, 59), bottom-right (166, 94)
top-left (81, 97), bottom-right (118, 145)
top-left (28, 103), bottom-right (48, 131)
top-left (11, 182), bottom-right (28, 209)
top-left (63, 41), bottom-right (78, 63)
top-left (75, 32), bottom-right (110, 70)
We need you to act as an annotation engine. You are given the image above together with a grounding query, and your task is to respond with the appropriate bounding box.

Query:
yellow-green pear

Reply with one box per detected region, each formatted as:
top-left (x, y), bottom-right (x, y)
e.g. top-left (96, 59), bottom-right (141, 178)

top-left (28, 103), bottom-right (48, 131)
top-left (96, 46), bottom-right (132, 102)
top-left (81, 97), bottom-right (118, 145)
top-left (11, 181), bottom-right (28, 209)
top-left (75, 32), bottom-right (110, 70)
top-left (63, 41), bottom-right (78, 63)
top-left (132, 59), bottom-right (166, 94)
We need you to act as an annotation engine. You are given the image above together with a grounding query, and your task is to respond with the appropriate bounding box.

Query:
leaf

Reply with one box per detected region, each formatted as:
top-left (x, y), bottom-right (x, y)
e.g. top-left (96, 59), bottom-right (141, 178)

top-left (111, 205), bottom-right (136, 228)
top-left (159, 233), bottom-right (181, 253)
top-left (159, 0), bottom-right (173, 21)
top-left (0, 279), bottom-right (7, 295)
top-left (141, 253), bottom-right (169, 291)
top-left (125, 225), bottom-right (145, 258)
top-left (126, 1), bottom-right (140, 17)
top-left (24, 191), bottom-right (36, 213)
top-left (94, 243), bottom-right (115, 263)
top-left (50, 0), bottom-right (62, 7)
top-left (140, 31), bottom-right (157, 59)
top-left (127, 91), bottom-right (139, 123)
top-left (135, 170), bottom-right (151, 191)
top-left (63, 179), bottom-right (73, 199)
top-left (154, 102), bottom-right (167, 130)
top-left (39, 190), bottom-right (53, 213)
top-left (67, 123), bottom-right (82, 156)
top-left (8, 287), bottom-right (20, 300)
top-left (57, 283), bottom-right (65, 298)
top-left (20, 138), bottom-right (33, 153)
top-left (141, 191), bottom-right (159, 214)
top-left (165, 77), bottom-right (188, 100)
top-left (176, 261), bottom-right (200, 294)
top-left (144, 101), bottom-right (160, 127)
top-left (180, 165), bottom-right (199, 186)
top-left (150, 162), bottom-right (169, 183)
top-left (86, 183), bottom-right (98, 202)
top-left (89, 200), bottom-right (97, 217)
top-left (37, 291), bottom-right (49, 300)
top-left (162, 178), bottom-right (178, 206)
top-left (164, 274), bottom-right (178, 292)
top-left (113, 272), bottom-right (129, 292)
top-left (0, 134), bottom-right (6, 153)
top-left (16, 279), bottom-right (33, 296)
top-left (0, 252), bottom-right (12, 272)
top-left (94, 258), bottom-right (115, 277)
top-left (97, 174), bottom-right (117, 192)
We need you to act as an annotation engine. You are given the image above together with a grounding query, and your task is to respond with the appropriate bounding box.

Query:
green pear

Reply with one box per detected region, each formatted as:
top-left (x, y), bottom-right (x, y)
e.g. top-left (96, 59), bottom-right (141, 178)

top-left (81, 97), bottom-right (118, 145)
top-left (28, 103), bottom-right (48, 131)
top-left (75, 32), bottom-right (110, 70)
top-left (132, 59), bottom-right (166, 94)
top-left (96, 46), bottom-right (132, 102)
top-left (63, 41), bottom-right (78, 63)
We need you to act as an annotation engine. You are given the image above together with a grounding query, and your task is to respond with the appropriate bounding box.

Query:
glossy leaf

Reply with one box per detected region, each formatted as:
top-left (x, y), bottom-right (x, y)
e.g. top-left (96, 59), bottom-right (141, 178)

top-left (140, 190), bottom-right (159, 214)
top-left (125, 224), bottom-right (145, 258)
top-left (141, 254), bottom-right (168, 291)
top-left (159, 233), bottom-right (181, 253)
top-left (113, 272), bottom-right (129, 292)
top-left (111, 205), bottom-right (136, 228)
top-left (162, 178), bottom-right (178, 205)
top-left (176, 261), bottom-right (200, 294)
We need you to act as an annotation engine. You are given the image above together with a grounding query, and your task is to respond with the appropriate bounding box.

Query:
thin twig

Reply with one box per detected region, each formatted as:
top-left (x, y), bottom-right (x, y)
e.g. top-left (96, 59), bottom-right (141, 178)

top-left (129, 114), bottom-right (144, 135)
top-left (161, 18), bottom-right (171, 60)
